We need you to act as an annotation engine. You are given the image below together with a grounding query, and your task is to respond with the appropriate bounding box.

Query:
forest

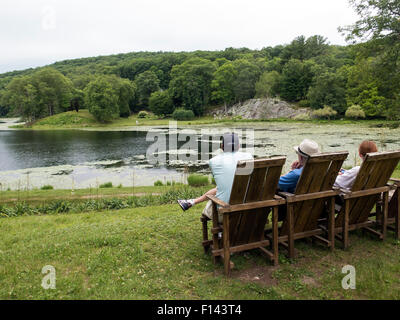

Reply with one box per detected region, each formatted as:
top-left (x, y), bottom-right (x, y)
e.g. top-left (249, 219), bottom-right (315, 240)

top-left (0, 0), bottom-right (399, 123)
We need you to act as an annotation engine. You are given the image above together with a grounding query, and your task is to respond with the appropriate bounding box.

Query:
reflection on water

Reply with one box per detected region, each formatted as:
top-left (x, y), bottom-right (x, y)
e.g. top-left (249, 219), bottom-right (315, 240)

top-left (0, 121), bottom-right (399, 190)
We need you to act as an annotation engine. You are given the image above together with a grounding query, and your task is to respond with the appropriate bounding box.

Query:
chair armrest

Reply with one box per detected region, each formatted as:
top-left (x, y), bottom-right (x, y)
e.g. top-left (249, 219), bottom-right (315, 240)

top-left (206, 195), bottom-right (229, 207)
top-left (277, 191), bottom-right (294, 199)
top-left (389, 178), bottom-right (400, 185)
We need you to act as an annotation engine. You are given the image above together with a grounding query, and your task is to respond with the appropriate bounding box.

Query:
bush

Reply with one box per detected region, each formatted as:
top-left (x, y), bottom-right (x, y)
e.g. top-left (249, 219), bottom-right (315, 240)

top-left (154, 180), bottom-right (164, 186)
top-left (187, 174), bottom-right (209, 187)
top-left (312, 105), bottom-right (337, 119)
top-left (172, 108), bottom-right (195, 121)
top-left (149, 90), bottom-right (174, 116)
top-left (41, 185), bottom-right (54, 190)
top-left (138, 111), bottom-right (148, 118)
top-left (99, 182), bottom-right (113, 188)
top-left (293, 113), bottom-right (311, 121)
top-left (345, 105), bottom-right (366, 119)
top-left (298, 100), bottom-right (310, 108)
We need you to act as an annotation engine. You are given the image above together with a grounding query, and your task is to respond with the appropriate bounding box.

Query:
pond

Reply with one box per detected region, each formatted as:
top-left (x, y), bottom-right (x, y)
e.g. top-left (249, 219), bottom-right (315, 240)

top-left (0, 120), bottom-right (399, 190)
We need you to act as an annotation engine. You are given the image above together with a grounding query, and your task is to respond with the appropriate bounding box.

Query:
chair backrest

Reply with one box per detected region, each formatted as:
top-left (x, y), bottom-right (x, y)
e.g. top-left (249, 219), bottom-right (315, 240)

top-left (337, 150), bottom-right (400, 225)
top-left (281, 151), bottom-right (349, 235)
top-left (225, 156), bottom-right (286, 246)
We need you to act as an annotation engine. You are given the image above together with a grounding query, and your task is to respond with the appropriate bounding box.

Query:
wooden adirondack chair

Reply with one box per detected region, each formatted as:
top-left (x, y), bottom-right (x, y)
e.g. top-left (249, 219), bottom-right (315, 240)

top-left (334, 151), bottom-right (400, 248)
top-left (387, 178), bottom-right (400, 239)
top-left (276, 152), bottom-right (349, 259)
top-left (201, 157), bottom-right (286, 276)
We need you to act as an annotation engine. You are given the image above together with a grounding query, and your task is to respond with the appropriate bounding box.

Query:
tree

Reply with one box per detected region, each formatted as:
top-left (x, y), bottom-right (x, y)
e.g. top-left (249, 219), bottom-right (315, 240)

top-left (255, 71), bottom-right (281, 98)
top-left (345, 104), bottom-right (366, 119)
top-left (307, 68), bottom-right (347, 113)
top-left (231, 59), bottom-right (260, 101)
top-left (211, 62), bottom-right (237, 108)
top-left (280, 59), bottom-right (315, 102)
top-left (84, 78), bottom-right (120, 122)
top-left (149, 90), bottom-right (174, 116)
top-left (169, 57), bottom-right (216, 116)
top-left (31, 68), bottom-right (73, 116)
top-left (134, 70), bottom-right (160, 108)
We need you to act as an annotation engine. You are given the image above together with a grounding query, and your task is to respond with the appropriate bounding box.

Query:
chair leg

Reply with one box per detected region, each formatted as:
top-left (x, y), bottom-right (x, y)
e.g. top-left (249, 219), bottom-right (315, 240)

top-left (223, 214), bottom-right (231, 276)
top-left (396, 188), bottom-right (400, 240)
top-left (272, 206), bottom-right (279, 266)
top-left (287, 204), bottom-right (295, 259)
top-left (343, 200), bottom-right (349, 249)
top-left (329, 197), bottom-right (335, 251)
top-left (211, 203), bottom-right (221, 264)
top-left (382, 191), bottom-right (388, 240)
top-left (201, 216), bottom-right (210, 253)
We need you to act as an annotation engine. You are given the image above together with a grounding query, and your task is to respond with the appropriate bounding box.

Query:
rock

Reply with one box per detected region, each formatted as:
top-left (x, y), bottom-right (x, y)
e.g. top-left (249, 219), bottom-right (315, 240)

top-left (208, 98), bottom-right (311, 120)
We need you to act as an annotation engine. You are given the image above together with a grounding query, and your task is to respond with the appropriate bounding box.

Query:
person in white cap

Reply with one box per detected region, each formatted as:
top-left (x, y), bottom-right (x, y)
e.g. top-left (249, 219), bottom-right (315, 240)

top-left (178, 132), bottom-right (253, 223)
top-left (278, 139), bottom-right (320, 194)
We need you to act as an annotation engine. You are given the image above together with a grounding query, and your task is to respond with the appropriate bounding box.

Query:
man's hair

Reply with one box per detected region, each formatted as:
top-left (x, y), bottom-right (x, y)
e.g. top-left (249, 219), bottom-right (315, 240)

top-left (221, 132), bottom-right (240, 152)
top-left (359, 140), bottom-right (378, 157)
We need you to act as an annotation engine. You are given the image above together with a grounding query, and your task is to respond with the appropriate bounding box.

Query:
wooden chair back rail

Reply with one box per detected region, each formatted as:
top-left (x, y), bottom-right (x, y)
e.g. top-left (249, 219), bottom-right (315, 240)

top-left (336, 151), bottom-right (400, 227)
top-left (281, 152), bottom-right (348, 235)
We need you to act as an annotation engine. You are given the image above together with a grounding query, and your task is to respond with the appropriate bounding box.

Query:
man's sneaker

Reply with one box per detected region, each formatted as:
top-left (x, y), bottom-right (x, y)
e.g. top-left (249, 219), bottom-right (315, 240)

top-left (178, 199), bottom-right (192, 211)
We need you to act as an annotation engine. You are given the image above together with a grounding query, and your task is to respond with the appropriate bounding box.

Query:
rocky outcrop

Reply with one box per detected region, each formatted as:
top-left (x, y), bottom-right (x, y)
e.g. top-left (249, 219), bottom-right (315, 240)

top-left (208, 98), bottom-right (311, 120)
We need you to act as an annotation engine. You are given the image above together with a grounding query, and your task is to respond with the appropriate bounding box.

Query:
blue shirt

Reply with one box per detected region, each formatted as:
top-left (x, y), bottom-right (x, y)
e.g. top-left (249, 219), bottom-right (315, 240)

top-left (278, 168), bottom-right (303, 194)
top-left (209, 152), bottom-right (253, 204)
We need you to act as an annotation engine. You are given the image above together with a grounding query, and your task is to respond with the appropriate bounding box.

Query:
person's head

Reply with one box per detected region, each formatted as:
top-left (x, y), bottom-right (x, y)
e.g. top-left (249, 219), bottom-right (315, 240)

top-left (221, 132), bottom-right (240, 153)
top-left (294, 139), bottom-right (320, 165)
top-left (358, 140), bottom-right (378, 160)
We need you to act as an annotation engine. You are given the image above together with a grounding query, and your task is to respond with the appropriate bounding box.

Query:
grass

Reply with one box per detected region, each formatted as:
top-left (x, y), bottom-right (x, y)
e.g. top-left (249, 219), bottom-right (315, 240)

top-left (10, 109), bottom-right (400, 130)
top-left (0, 202), bottom-right (400, 299)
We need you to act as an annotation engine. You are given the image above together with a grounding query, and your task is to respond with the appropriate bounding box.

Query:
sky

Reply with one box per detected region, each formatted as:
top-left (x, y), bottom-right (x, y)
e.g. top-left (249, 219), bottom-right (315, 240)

top-left (0, 0), bottom-right (359, 73)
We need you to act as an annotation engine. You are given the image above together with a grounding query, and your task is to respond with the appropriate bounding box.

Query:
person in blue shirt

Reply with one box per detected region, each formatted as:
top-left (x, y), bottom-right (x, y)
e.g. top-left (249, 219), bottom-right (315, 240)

top-left (278, 139), bottom-right (320, 193)
top-left (178, 133), bottom-right (253, 223)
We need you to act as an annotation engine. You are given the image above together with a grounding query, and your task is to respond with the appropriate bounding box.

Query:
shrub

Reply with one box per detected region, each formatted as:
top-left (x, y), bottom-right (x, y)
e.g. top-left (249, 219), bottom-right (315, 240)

top-left (187, 174), bottom-right (209, 187)
top-left (298, 100), bottom-right (310, 108)
top-left (154, 180), bottom-right (164, 186)
top-left (312, 105), bottom-right (337, 119)
top-left (293, 113), bottom-right (311, 121)
top-left (41, 185), bottom-right (54, 190)
top-left (99, 182), bottom-right (113, 188)
top-left (172, 108), bottom-right (195, 121)
top-left (345, 105), bottom-right (366, 119)
top-left (149, 90), bottom-right (174, 116)
top-left (138, 111), bottom-right (148, 118)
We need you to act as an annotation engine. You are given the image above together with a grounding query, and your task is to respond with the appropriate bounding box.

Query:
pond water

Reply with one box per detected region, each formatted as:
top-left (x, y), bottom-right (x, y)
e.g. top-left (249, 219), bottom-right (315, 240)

top-left (0, 119), bottom-right (399, 190)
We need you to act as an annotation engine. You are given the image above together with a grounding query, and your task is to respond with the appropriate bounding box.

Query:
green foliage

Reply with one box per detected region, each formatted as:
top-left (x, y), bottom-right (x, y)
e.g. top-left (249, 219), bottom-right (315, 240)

top-left (41, 185), bottom-right (54, 190)
top-left (187, 174), bottom-right (209, 187)
top-left (99, 182), bottom-right (113, 188)
top-left (312, 105), bottom-right (338, 119)
top-left (255, 71), bottom-right (281, 98)
top-left (298, 100), bottom-right (310, 108)
top-left (169, 57), bottom-right (216, 116)
top-left (154, 180), bottom-right (164, 186)
top-left (211, 62), bottom-right (237, 105)
top-left (231, 59), bottom-right (261, 101)
top-left (172, 108), bottom-right (195, 121)
top-left (134, 70), bottom-right (160, 108)
top-left (345, 104), bottom-right (366, 119)
top-left (138, 110), bottom-right (148, 118)
top-left (280, 59), bottom-right (314, 102)
top-left (84, 77), bottom-right (120, 122)
top-left (149, 90), bottom-right (174, 116)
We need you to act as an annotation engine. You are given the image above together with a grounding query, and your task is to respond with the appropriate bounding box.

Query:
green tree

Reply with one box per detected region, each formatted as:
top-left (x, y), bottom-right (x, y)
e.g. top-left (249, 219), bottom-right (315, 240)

top-left (84, 78), bottom-right (120, 122)
top-left (231, 59), bottom-right (260, 101)
top-left (31, 68), bottom-right (73, 116)
top-left (169, 57), bottom-right (216, 116)
top-left (134, 70), bottom-right (160, 108)
top-left (280, 59), bottom-right (314, 102)
top-left (211, 62), bottom-right (237, 107)
top-left (255, 71), bottom-right (281, 98)
top-left (149, 90), bottom-right (174, 116)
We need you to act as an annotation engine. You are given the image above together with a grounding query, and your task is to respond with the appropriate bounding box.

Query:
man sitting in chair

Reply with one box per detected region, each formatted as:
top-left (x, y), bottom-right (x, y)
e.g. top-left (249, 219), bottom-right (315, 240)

top-left (178, 132), bottom-right (253, 223)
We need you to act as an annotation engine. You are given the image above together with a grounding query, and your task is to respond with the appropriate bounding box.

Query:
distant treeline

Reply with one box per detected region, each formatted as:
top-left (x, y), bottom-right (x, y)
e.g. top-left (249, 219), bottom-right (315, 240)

top-left (0, 31), bottom-right (399, 121)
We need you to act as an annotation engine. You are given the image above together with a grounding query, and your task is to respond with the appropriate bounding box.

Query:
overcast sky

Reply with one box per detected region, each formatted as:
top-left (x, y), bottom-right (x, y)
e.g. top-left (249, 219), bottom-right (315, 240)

top-left (0, 0), bottom-right (358, 73)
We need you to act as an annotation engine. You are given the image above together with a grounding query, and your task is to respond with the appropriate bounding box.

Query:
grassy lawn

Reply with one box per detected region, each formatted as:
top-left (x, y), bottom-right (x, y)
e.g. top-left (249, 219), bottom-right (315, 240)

top-left (1, 201), bottom-right (400, 300)
top-left (10, 109), bottom-right (400, 130)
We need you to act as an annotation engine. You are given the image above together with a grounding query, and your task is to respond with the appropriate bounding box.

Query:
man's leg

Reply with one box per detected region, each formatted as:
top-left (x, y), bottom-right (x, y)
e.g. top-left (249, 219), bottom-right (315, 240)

top-left (178, 188), bottom-right (217, 211)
